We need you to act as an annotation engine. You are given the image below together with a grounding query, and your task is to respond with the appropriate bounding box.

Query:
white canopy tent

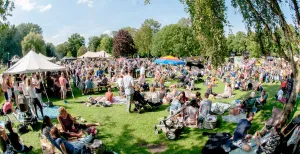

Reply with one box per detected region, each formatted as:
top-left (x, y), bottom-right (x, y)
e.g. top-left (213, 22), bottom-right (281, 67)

top-left (11, 55), bottom-right (20, 63)
top-left (5, 50), bottom-right (66, 74)
top-left (38, 53), bottom-right (56, 61)
top-left (78, 51), bottom-right (112, 59)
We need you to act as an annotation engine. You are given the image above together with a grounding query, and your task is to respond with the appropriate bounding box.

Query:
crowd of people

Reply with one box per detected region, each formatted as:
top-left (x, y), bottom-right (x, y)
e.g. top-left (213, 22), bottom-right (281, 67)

top-left (0, 56), bottom-right (299, 153)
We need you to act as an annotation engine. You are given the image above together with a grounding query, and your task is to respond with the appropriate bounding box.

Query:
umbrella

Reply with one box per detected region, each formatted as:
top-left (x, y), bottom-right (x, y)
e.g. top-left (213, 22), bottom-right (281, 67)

top-left (154, 56), bottom-right (186, 65)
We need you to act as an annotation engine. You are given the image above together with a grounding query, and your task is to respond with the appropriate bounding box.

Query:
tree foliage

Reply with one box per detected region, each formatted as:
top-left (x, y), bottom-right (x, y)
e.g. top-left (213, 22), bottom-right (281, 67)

top-left (68, 33), bottom-right (85, 57)
top-left (55, 42), bottom-right (69, 58)
top-left (17, 23), bottom-right (43, 41)
top-left (121, 27), bottom-right (137, 38)
top-left (0, 24), bottom-right (21, 62)
top-left (21, 32), bottom-right (46, 55)
top-left (45, 42), bottom-right (55, 57)
top-left (143, 19), bottom-right (161, 34)
top-left (66, 51), bottom-right (72, 57)
top-left (183, 0), bottom-right (228, 67)
top-left (113, 30), bottom-right (136, 57)
top-left (134, 24), bottom-right (153, 57)
top-left (0, 0), bottom-right (14, 22)
top-left (151, 24), bottom-right (199, 57)
top-left (77, 45), bottom-right (87, 57)
top-left (100, 37), bottom-right (113, 53)
top-left (88, 36), bottom-right (100, 52)
top-left (177, 17), bottom-right (192, 27)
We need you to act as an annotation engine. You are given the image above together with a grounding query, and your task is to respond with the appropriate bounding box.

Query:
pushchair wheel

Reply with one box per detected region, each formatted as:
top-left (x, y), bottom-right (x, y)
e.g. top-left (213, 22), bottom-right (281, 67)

top-left (154, 126), bottom-right (161, 134)
top-left (166, 131), bottom-right (177, 140)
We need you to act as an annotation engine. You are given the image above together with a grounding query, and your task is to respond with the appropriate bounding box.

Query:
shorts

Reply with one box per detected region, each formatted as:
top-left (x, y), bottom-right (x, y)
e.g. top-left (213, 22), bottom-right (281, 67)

top-left (232, 139), bottom-right (245, 149)
top-left (61, 87), bottom-right (67, 96)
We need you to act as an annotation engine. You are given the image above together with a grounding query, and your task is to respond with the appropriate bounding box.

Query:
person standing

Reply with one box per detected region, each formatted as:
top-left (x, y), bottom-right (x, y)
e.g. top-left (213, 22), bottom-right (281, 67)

top-left (26, 78), bottom-right (44, 119)
top-left (35, 74), bottom-right (44, 106)
top-left (1, 75), bottom-right (9, 102)
top-left (59, 72), bottom-right (68, 104)
top-left (123, 69), bottom-right (134, 113)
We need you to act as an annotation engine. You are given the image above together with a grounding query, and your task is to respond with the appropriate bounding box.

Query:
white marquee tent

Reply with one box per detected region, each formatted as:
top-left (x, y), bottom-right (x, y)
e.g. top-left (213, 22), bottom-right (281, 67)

top-left (78, 51), bottom-right (112, 59)
top-left (4, 50), bottom-right (66, 74)
top-left (38, 53), bottom-right (56, 61)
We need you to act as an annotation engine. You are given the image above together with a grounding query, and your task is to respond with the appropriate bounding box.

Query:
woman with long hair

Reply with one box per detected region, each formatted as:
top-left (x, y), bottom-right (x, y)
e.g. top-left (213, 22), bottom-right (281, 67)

top-left (26, 78), bottom-right (44, 119)
top-left (35, 74), bottom-right (44, 106)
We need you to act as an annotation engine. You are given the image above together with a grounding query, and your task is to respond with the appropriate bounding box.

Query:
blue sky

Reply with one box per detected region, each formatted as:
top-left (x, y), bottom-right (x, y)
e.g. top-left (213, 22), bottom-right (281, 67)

top-left (9, 0), bottom-right (294, 45)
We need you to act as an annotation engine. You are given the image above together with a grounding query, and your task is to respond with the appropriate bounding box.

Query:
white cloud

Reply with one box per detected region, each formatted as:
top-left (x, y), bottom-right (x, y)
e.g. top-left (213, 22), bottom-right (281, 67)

top-left (15, 0), bottom-right (52, 12)
top-left (15, 0), bottom-right (36, 12)
top-left (39, 4), bottom-right (52, 12)
top-left (51, 34), bottom-right (60, 39)
top-left (77, 0), bottom-right (94, 8)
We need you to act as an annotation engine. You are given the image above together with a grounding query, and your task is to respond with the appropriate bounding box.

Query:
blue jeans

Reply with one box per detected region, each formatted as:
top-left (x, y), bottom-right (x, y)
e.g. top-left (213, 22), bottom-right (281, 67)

top-left (71, 134), bottom-right (93, 154)
top-left (47, 136), bottom-right (63, 153)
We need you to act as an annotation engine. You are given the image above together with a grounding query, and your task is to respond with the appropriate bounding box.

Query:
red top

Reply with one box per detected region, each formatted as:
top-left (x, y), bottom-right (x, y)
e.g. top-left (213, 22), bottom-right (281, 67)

top-left (105, 92), bottom-right (114, 103)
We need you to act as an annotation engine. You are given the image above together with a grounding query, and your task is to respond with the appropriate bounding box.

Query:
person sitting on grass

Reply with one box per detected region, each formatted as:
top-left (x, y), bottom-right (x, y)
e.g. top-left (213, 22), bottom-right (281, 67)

top-left (57, 107), bottom-right (100, 138)
top-left (197, 93), bottom-right (212, 129)
top-left (256, 90), bottom-right (268, 106)
top-left (218, 83), bottom-right (232, 98)
top-left (178, 91), bottom-right (189, 105)
top-left (232, 112), bottom-right (254, 152)
top-left (184, 99), bottom-right (199, 126)
top-left (5, 121), bottom-right (33, 153)
top-left (105, 88), bottom-right (114, 103)
top-left (254, 123), bottom-right (281, 154)
top-left (2, 100), bottom-right (16, 115)
top-left (50, 127), bottom-right (96, 154)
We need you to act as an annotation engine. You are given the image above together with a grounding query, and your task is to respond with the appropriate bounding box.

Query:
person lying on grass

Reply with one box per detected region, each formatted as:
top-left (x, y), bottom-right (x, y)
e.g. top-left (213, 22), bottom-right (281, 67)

top-left (5, 121), bottom-right (33, 153)
top-left (57, 107), bottom-right (99, 138)
top-left (50, 127), bottom-right (96, 154)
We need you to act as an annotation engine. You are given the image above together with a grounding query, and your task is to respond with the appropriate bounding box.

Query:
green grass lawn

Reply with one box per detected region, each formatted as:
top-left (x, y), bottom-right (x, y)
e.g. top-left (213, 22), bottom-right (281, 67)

top-left (1, 78), bottom-right (300, 154)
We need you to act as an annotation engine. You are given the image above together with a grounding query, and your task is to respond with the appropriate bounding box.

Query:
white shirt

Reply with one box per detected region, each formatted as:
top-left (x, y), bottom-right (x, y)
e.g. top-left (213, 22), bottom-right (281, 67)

top-left (123, 75), bottom-right (134, 95)
top-left (277, 89), bottom-right (283, 100)
top-left (26, 86), bottom-right (37, 98)
top-left (117, 78), bottom-right (123, 87)
top-left (140, 66), bottom-right (145, 75)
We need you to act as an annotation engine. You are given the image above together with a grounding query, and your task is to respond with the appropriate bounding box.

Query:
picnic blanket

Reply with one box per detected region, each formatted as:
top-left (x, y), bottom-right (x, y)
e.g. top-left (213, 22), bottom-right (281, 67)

top-left (211, 102), bottom-right (231, 115)
top-left (37, 106), bottom-right (60, 120)
top-left (222, 114), bottom-right (246, 123)
top-left (113, 96), bottom-right (127, 104)
top-left (229, 139), bottom-right (257, 154)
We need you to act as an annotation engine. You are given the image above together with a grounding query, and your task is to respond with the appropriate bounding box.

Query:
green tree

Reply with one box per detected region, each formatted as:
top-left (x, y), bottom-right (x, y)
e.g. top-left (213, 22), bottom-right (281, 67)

top-left (226, 34), bottom-right (235, 54)
top-left (0, 24), bottom-right (22, 62)
top-left (77, 45), bottom-right (87, 57)
top-left (55, 42), bottom-right (69, 58)
top-left (68, 33), bottom-right (85, 57)
top-left (234, 31), bottom-right (247, 54)
top-left (17, 23), bottom-right (43, 40)
top-left (143, 19), bottom-right (161, 34)
top-left (151, 24), bottom-right (199, 57)
top-left (45, 42), bottom-right (55, 57)
top-left (88, 36), bottom-right (100, 52)
top-left (100, 37), bottom-right (113, 53)
top-left (66, 51), bottom-right (72, 57)
top-left (246, 32), bottom-right (261, 58)
top-left (113, 29), bottom-right (136, 57)
top-left (121, 27), bottom-right (137, 38)
top-left (177, 17), bottom-right (192, 27)
top-left (134, 24), bottom-right (153, 57)
top-left (21, 32), bottom-right (46, 55)
top-left (0, 0), bottom-right (14, 27)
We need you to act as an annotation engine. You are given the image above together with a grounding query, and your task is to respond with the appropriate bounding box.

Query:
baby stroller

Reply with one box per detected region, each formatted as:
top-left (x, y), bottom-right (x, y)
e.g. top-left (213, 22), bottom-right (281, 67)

top-left (16, 96), bottom-right (38, 134)
top-left (133, 91), bottom-right (161, 113)
top-left (154, 106), bottom-right (186, 140)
